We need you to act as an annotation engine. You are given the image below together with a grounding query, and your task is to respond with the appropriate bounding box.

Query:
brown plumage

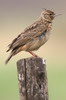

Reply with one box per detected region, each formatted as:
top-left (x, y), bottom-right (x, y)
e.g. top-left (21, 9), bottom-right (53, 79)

top-left (5, 9), bottom-right (55, 64)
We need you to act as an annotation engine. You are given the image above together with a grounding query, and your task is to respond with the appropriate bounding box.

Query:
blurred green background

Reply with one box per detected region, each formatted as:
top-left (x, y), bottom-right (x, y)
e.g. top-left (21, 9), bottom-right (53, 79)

top-left (0, 0), bottom-right (66, 100)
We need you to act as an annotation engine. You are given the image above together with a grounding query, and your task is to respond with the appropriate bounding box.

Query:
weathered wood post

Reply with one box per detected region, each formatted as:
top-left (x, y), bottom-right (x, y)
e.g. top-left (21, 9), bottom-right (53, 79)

top-left (17, 57), bottom-right (48, 100)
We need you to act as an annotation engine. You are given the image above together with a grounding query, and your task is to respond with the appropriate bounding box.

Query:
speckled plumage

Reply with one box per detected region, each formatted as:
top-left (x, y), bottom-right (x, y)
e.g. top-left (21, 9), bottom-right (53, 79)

top-left (5, 9), bottom-right (55, 64)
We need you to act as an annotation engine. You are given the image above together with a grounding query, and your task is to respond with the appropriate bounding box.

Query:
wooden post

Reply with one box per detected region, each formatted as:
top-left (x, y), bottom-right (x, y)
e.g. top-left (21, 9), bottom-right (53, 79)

top-left (17, 57), bottom-right (48, 100)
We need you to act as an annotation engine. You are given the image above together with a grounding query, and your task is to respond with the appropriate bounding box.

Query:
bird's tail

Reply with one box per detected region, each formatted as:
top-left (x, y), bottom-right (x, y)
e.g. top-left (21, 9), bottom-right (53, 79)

top-left (5, 54), bottom-right (13, 64)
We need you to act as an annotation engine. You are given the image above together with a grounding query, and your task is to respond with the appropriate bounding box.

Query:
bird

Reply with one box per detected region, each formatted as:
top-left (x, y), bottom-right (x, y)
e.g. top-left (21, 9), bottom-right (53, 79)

top-left (5, 9), bottom-right (56, 64)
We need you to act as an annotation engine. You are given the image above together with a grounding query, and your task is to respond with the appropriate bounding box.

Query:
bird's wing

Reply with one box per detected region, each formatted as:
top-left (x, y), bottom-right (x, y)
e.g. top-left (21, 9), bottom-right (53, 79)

top-left (24, 20), bottom-right (47, 37)
top-left (7, 19), bottom-right (47, 51)
top-left (7, 36), bottom-right (33, 51)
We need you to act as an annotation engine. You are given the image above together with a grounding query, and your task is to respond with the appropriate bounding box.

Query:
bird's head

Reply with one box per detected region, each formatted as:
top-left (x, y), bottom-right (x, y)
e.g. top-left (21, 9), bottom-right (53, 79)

top-left (41, 9), bottom-right (55, 22)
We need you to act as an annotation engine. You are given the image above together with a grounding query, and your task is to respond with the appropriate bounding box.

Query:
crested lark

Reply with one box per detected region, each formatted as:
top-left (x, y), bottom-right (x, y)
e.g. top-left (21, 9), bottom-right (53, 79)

top-left (5, 9), bottom-right (55, 64)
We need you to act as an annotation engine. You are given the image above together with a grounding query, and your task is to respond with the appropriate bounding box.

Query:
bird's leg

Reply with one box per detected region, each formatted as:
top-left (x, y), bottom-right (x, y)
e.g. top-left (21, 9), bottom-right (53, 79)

top-left (28, 51), bottom-right (38, 57)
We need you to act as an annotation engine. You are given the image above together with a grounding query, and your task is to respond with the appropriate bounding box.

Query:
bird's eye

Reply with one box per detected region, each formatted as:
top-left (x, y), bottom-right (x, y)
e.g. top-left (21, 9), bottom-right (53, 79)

top-left (50, 14), bottom-right (52, 15)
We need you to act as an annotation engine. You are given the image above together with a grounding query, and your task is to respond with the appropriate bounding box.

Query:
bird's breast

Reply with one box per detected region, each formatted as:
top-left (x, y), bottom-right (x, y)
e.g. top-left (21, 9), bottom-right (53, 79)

top-left (38, 30), bottom-right (51, 47)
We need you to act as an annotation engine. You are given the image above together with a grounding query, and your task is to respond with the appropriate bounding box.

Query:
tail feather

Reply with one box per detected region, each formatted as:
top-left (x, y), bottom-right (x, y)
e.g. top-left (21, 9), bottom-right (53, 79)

top-left (5, 54), bottom-right (12, 64)
top-left (5, 46), bottom-right (20, 64)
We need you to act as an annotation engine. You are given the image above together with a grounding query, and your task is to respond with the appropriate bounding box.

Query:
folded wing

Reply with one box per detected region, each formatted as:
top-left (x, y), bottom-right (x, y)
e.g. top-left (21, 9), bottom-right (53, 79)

top-left (7, 19), bottom-right (46, 52)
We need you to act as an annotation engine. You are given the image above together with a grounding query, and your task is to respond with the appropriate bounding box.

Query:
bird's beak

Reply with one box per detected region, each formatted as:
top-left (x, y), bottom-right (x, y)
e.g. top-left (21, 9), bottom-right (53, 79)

top-left (54, 14), bottom-right (62, 17)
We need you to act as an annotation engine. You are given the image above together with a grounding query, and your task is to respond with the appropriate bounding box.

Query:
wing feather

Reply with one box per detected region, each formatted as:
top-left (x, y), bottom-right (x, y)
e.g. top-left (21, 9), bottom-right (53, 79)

top-left (7, 19), bottom-right (47, 51)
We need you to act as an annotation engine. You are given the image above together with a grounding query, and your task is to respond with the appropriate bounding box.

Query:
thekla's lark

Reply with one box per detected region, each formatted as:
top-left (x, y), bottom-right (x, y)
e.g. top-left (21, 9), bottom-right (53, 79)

top-left (6, 9), bottom-right (56, 64)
